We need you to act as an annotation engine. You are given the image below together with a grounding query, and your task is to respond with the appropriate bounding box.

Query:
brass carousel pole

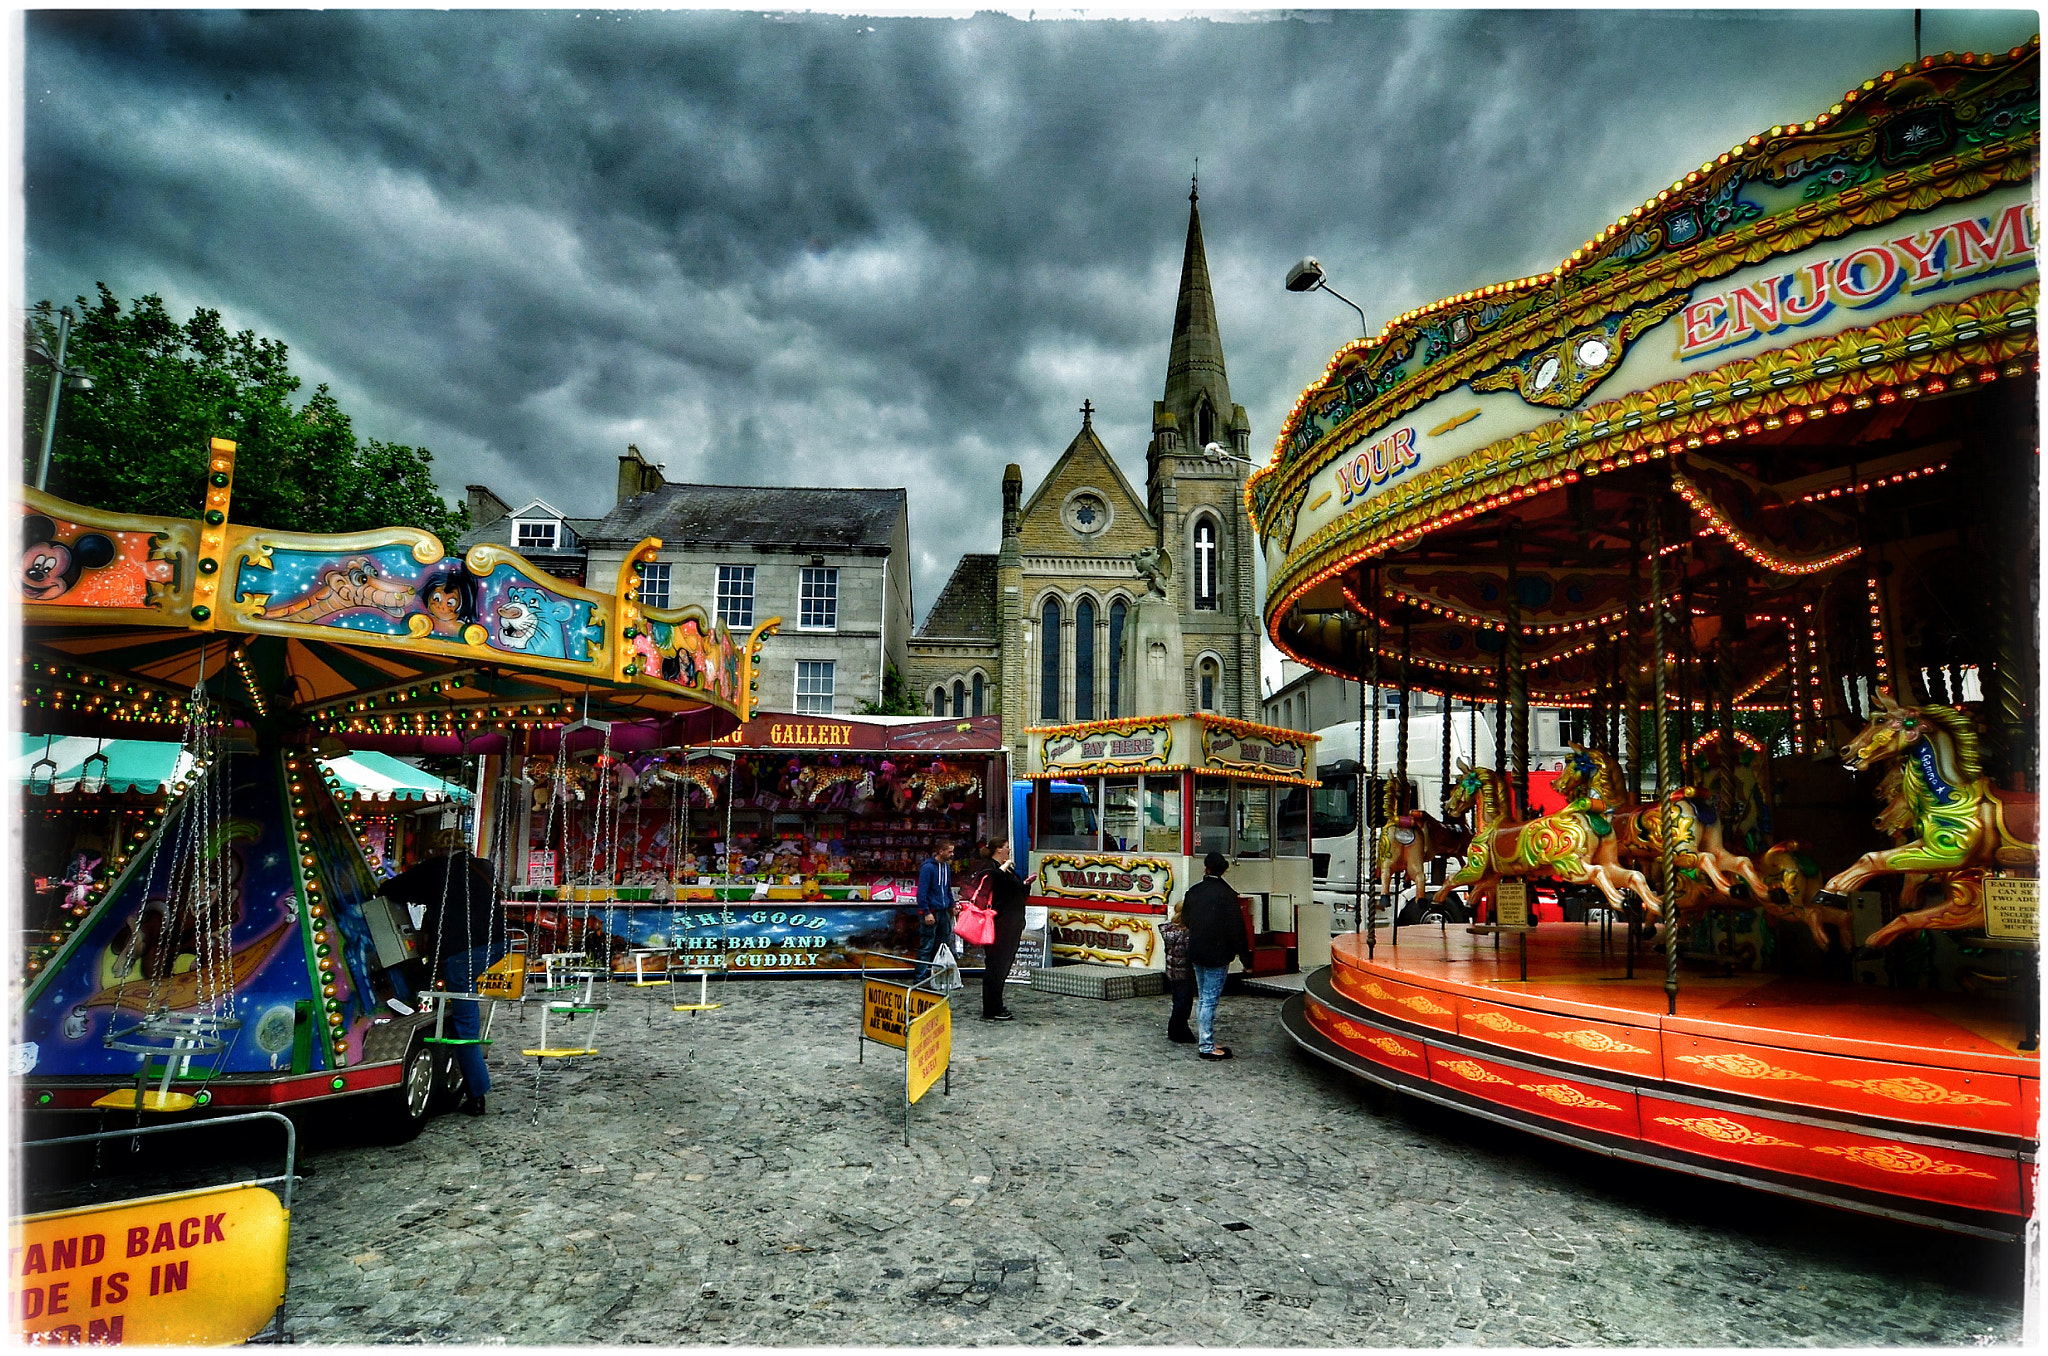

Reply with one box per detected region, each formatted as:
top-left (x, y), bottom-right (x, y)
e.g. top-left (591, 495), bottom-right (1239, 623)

top-left (1366, 566), bottom-right (1383, 958)
top-left (1652, 498), bottom-right (1680, 1016)
top-left (1625, 520), bottom-right (1645, 800)
top-left (1440, 664), bottom-right (1454, 893)
top-left (1505, 523), bottom-right (1529, 820)
top-left (1394, 612), bottom-right (1411, 944)
top-left (1354, 628), bottom-right (1368, 939)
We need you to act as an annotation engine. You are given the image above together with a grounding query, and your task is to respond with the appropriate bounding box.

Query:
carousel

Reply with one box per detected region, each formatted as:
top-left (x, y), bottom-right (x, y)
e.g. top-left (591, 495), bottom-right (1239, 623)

top-left (1255, 45), bottom-right (2039, 1239)
top-left (16, 440), bottom-right (760, 1136)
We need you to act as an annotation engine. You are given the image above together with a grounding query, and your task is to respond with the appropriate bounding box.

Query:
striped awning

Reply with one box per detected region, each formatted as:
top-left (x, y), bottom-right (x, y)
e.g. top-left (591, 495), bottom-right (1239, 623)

top-left (15, 736), bottom-right (469, 802)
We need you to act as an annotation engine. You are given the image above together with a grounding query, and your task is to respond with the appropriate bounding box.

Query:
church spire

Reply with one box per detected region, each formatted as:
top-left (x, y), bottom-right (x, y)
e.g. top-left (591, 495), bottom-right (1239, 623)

top-left (1162, 175), bottom-right (1230, 434)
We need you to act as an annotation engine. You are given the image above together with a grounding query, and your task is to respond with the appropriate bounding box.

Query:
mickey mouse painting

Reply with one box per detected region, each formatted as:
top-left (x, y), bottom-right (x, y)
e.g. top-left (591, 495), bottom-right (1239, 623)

top-left (23, 514), bottom-right (116, 602)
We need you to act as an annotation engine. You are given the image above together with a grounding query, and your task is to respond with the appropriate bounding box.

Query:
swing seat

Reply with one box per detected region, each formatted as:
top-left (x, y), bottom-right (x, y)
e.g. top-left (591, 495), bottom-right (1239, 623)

top-left (547, 1003), bottom-right (606, 1014)
top-left (672, 1002), bottom-right (723, 1012)
top-left (92, 1089), bottom-right (198, 1113)
top-left (522, 1047), bottom-right (599, 1058)
top-left (422, 1037), bottom-right (493, 1047)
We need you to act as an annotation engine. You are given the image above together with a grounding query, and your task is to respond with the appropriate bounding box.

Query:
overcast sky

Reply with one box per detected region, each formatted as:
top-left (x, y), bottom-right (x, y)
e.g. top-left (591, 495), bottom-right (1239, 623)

top-left (23, 6), bottom-right (2041, 667)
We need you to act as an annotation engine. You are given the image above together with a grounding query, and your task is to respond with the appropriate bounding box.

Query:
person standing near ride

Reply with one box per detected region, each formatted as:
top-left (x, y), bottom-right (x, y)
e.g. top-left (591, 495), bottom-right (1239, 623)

top-left (975, 842), bottom-right (1032, 1021)
top-left (382, 829), bottom-right (503, 1115)
top-left (1182, 852), bottom-right (1252, 1061)
top-left (1159, 898), bottom-right (1196, 1044)
top-left (913, 839), bottom-right (958, 984)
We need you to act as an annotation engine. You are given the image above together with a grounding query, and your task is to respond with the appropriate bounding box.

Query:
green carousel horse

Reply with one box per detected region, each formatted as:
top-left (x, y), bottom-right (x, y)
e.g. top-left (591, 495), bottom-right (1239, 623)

top-left (1434, 759), bottom-right (1659, 918)
top-left (1818, 689), bottom-right (2037, 945)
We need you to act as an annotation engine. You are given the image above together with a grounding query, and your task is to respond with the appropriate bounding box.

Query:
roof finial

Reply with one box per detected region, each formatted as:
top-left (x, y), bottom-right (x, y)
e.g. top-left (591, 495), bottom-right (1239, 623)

top-left (1190, 158), bottom-right (1199, 203)
top-left (1080, 398), bottom-right (1095, 429)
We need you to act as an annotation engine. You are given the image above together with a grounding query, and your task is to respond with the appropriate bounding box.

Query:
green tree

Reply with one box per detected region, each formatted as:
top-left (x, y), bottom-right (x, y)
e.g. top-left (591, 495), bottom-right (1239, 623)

top-left (25, 286), bottom-right (467, 543)
top-left (857, 663), bottom-right (930, 716)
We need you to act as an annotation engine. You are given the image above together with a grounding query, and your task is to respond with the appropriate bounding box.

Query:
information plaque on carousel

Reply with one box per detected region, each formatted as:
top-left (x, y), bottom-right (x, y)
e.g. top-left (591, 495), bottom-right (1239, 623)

top-left (1495, 880), bottom-right (1531, 929)
top-left (1984, 877), bottom-right (2039, 940)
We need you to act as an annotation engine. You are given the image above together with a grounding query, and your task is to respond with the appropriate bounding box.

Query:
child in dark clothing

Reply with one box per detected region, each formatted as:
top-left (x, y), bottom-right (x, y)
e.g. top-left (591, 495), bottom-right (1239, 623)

top-left (1160, 900), bottom-right (1195, 1044)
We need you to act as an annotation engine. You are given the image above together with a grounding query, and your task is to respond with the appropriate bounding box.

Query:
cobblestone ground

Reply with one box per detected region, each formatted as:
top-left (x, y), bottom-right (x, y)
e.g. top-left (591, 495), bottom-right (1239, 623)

top-left (268, 979), bottom-right (2027, 1345)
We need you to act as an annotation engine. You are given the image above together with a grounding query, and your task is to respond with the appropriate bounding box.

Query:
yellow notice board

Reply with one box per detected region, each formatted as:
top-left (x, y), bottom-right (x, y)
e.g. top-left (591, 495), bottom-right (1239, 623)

top-left (1495, 880), bottom-right (1530, 928)
top-left (906, 1002), bottom-right (952, 1105)
top-left (863, 978), bottom-right (944, 1050)
top-left (1985, 877), bottom-right (2039, 940)
top-left (12, 1181), bottom-right (289, 1346)
top-left (478, 950), bottom-right (527, 1000)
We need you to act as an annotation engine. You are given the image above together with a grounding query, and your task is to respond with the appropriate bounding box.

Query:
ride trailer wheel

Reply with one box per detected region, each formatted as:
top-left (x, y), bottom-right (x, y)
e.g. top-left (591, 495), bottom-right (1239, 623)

top-left (375, 1037), bottom-right (439, 1143)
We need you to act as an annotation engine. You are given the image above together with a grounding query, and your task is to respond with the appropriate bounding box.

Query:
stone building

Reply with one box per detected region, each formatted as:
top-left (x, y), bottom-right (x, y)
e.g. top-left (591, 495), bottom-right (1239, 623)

top-left (908, 183), bottom-right (1261, 771)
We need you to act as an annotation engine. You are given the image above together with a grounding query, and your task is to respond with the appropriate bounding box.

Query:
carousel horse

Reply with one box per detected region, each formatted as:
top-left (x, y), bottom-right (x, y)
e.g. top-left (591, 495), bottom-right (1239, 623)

top-left (1658, 841), bottom-right (1851, 951)
top-left (1434, 760), bottom-right (1659, 917)
top-left (1555, 743), bottom-right (1773, 907)
top-left (1376, 809), bottom-right (1472, 902)
top-left (1862, 871), bottom-right (1989, 950)
top-left (1819, 689), bottom-right (2037, 901)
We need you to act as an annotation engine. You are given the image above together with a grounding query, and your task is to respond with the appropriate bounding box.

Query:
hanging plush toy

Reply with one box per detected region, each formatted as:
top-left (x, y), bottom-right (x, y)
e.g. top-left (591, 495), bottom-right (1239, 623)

top-left (48, 851), bottom-right (102, 916)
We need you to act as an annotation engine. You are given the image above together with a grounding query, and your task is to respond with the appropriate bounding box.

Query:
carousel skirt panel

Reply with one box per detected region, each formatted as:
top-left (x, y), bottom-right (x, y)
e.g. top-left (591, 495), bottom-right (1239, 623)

top-left (1283, 925), bottom-right (2037, 1240)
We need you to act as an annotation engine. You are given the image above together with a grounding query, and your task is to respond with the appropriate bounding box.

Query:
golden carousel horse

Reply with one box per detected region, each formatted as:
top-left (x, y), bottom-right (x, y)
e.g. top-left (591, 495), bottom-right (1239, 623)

top-left (1815, 690), bottom-right (2037, 947)
top-left (1434, 760), bottom-right (1659, 918)
top-left (1554, 743), bottom-right (1774, 907)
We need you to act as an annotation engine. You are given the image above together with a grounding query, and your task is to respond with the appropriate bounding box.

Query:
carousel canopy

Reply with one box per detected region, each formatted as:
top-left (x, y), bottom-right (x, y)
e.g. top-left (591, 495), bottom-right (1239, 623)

top-left (23, 451), bottom-right (770, 753)
top-left (13, 736), bottom-right (470, 802)
top-left (1250, 44), bottom-right (2040, 740)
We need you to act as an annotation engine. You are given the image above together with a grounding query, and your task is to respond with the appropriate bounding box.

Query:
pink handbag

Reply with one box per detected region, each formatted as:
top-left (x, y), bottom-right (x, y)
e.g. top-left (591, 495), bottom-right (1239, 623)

top-left (954, 875), bottom-right (996, 946)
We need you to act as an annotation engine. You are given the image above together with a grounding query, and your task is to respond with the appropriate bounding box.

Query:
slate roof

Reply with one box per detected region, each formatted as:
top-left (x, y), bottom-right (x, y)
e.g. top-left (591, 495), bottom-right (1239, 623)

top-left (916, 554), bottom-right (998, 639)
top-left (588, 484), bottom-right (906, 552)
top-left (455, 513), bottom-right (603, 556)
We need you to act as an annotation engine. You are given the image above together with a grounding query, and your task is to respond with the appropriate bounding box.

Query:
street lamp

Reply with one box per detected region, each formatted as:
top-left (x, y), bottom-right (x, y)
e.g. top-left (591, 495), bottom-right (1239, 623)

top-left (1285, 256), bottom-right (1369, 339)
top-left (28, 307), bottom-right (94, 491)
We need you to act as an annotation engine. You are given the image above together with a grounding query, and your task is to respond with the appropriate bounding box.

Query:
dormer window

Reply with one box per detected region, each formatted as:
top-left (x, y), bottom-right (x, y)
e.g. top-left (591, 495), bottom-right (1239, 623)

top-left (515, 519), bottom-right (559, 552)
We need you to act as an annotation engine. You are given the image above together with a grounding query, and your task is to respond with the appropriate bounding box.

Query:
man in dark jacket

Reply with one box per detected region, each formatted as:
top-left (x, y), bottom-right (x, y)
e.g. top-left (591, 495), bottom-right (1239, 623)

top-left (1181, 852), bottom-right (1252, 1060)
top-left (382, 831), bottom-right (503, 1114)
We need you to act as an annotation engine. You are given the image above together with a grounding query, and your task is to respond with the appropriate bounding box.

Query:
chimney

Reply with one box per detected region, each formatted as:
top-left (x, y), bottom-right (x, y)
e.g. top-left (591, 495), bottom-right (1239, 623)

top-left (617, 444), bottom-right (667, 505)
top-left (465, 483), bottom-right (510, 525)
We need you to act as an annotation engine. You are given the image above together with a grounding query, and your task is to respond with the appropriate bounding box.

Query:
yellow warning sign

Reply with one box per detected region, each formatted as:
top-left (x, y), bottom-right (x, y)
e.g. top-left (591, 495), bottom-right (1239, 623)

top-left (478, 951), bottom-right (527, 1000)
top-left (906, 1002), bottom-right (951, 1105)
top-left (11, 1181), bottom-right (289, 1346)
top-left (863, 978), bottom-right (944, 1050)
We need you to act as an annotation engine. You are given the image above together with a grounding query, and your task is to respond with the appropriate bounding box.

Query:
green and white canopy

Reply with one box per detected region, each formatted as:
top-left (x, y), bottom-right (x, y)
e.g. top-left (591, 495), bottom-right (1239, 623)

top-left (14, 737), bottom-right (469, 803)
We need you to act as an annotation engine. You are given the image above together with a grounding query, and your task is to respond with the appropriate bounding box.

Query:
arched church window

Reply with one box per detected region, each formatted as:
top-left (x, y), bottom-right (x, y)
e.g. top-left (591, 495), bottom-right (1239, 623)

top-left (1197, 399), bottom-right (1214, 448)
top-left (953, 679), bottom-right (966, 718)
top-left (1074, 598), bottom-right (1096, 721)
top-left (1040, 598), bottom-right (1062, 722)
top-left (1193, 518), bottom-right (1219, 610)
top-left (933, 686), bottom-right (946, 716)
top-left (1107, 600), bottom-right (1127, 718)
top-left (971, 672), bottom-right (985, 716)
top-left (1199, 658), bottom-right (1220, 712)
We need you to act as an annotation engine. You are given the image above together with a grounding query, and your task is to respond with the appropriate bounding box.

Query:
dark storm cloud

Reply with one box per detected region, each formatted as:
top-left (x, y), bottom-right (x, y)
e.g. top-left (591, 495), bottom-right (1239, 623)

top-left (24, 8), bottom-right (2040, 622)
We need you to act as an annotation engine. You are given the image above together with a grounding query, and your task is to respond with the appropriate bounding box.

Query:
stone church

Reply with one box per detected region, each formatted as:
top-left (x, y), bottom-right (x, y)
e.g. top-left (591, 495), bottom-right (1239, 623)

top-left (907, 184), bottom-right (1259, 773)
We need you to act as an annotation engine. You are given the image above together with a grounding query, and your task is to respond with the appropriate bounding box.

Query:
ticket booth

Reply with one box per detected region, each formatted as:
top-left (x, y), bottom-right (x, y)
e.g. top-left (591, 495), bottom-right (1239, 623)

top-left (1025, 715), bottom-right (1318, 973)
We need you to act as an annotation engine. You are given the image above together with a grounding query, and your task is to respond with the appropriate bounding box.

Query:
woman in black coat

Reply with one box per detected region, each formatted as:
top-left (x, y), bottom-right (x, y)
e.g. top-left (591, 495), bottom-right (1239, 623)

top-left (976, 842), bottom-right (1032, 1020)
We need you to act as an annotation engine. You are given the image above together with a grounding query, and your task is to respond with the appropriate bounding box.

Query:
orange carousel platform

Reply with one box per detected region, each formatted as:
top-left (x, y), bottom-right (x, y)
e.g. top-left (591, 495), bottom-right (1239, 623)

top-left (1281, 924), bottom-right (2039, 1241)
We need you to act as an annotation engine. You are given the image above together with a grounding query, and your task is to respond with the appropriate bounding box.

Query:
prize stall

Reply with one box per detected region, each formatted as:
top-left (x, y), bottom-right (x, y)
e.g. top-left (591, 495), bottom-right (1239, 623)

top-left (1253, 45), bottom-right (2039, 1240)
top-left (498, 712), bottom-right (1009, 974)
top-left (16, 449), bottom-right (753, 1132)
top-left (1024, 714), bottom-right (1318, 974)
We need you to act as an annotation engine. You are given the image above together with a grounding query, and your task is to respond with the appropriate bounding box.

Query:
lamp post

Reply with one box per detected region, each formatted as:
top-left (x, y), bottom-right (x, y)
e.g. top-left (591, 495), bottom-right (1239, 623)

top-left (1284, 257), bottom-right (1369, 339)
top-left (30, 307), bottom-right (94, 491)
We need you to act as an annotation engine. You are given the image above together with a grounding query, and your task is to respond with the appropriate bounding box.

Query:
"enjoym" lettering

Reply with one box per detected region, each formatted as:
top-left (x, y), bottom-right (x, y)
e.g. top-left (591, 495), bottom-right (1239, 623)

top-left (1679, 202), bottom-right (2034, 360)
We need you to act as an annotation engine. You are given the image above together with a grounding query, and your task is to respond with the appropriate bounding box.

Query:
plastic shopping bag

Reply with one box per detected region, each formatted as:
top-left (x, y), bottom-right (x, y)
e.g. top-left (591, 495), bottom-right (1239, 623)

top-left (929, 942), bottom-right (964, 992)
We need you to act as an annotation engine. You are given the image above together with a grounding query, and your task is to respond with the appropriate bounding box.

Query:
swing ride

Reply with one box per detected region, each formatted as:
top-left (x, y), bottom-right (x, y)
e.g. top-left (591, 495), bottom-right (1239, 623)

top-left (17, 441), bottom-right (761, 1136)
top-left (1257, 45), bottom-right (2040, 1239)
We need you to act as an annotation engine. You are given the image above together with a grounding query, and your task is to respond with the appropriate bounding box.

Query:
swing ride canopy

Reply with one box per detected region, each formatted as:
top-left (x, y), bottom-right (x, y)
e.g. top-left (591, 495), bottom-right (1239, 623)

top-left (13, 735), bottom-right (469, 802)
top-left (22, 439), bottom-right (770, 752)
top-left (1250, 44), bottom-right (2038, 753)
